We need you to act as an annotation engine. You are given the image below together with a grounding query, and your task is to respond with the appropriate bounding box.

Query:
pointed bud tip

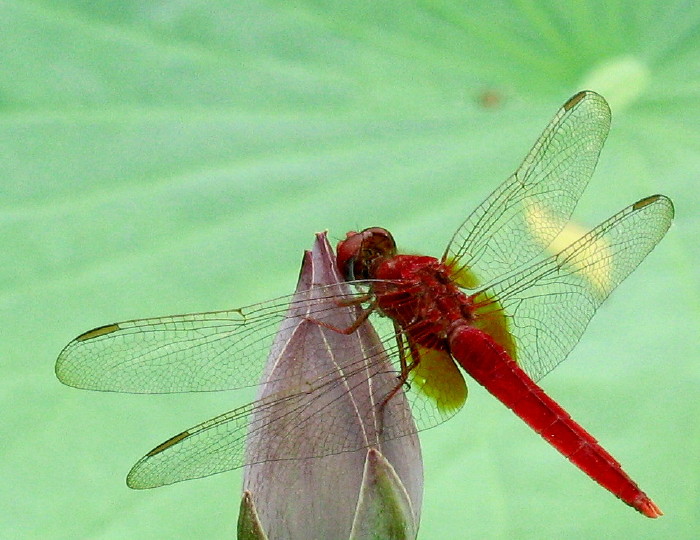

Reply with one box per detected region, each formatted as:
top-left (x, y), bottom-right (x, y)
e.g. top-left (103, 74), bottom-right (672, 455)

top-left (349, 448), bottom-right (418, 540)
top-left (237, 491), bottom-right (269, 540)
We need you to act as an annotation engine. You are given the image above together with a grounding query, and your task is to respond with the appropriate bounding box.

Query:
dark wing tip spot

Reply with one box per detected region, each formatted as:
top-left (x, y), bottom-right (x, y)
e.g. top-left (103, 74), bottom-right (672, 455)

top-left (146, 431), bottom-right (191, 457)
top-left (632, 194), bottom-right (661, 210)
top-left (76, 323), bottom-right (120, 342)
top-left (563, 91), bottom-right (588, 111)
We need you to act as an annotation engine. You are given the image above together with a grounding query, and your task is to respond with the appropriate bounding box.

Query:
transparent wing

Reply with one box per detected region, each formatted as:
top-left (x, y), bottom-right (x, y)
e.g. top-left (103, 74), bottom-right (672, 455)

top-left (443, 91), bottom-right (612, 288)
top-left (123, 309), bottom-right (464, 488)
top-left (58, 229), bottom-right (441, 487)
top-left (125, 316), bottom-right (416, 488)
top-left (55, 283), bottom-right (380, 393)
top-left (58, 279), bottom-right (462, 487)
top-left (481, 195), bottom-right (674, 381)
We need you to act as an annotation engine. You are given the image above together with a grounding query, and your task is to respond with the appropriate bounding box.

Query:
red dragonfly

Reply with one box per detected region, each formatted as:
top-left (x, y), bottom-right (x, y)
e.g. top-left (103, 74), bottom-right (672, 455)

top-left (56, 91), bottom-right (673, 517)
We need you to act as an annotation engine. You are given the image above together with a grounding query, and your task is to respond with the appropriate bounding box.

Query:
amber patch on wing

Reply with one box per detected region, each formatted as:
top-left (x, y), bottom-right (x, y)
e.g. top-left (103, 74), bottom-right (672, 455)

top-left (409, 345), bottom-right (467, 414)
top-left (445, 258), bottom-right (480, 289)
top-left (472, 291), bottom-right (517, 361)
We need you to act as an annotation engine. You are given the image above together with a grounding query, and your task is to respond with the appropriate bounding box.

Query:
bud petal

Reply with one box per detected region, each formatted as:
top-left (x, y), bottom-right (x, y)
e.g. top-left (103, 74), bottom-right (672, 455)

top-left (240, 232), bottom-right (422, 539)
top-left (349, 448), bottom-right (419, 540)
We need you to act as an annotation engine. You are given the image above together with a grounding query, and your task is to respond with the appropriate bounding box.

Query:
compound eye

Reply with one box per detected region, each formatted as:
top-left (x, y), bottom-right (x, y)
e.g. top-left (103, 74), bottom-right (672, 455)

top-left (336, 228), bottom-right (396, 280)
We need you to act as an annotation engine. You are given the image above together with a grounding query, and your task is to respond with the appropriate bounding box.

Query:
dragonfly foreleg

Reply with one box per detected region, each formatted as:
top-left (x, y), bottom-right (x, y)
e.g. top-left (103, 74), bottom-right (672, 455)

top-left (304, 298), bottom-right (377, 335)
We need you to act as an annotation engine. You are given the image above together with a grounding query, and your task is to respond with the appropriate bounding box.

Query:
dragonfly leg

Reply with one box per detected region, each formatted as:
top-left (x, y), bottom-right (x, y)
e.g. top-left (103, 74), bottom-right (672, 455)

top-left (304, 299), bottom-right (377, 335)
top-left (377, 327), bottom-right (420, 434)
top-left (334, 292), bottom-right (373, 308)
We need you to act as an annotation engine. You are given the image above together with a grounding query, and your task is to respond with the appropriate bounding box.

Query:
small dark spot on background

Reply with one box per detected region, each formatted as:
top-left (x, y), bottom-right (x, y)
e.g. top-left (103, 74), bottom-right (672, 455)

top-left (477, 89), bottom-right (504, 109)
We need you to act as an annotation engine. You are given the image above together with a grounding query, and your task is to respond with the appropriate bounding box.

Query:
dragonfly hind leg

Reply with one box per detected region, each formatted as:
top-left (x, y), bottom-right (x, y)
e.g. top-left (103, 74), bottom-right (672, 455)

top-left (377, 326), bottom-right (422, 432)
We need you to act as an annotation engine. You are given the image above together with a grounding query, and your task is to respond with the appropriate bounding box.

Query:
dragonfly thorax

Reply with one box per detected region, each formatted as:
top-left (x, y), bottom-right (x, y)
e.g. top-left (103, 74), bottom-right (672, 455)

top-left (372, 254), bottom-right (475, 351)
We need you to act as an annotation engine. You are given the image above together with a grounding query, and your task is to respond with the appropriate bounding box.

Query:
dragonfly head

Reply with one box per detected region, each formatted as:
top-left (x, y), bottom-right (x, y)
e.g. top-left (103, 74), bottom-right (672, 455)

top-left (336, 227), bottom-right (397, 281)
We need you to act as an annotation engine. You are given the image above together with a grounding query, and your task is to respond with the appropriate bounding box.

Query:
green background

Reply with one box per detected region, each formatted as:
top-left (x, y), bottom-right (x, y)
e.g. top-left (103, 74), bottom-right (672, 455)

top-left (3, 1), bottom-right (698, 538)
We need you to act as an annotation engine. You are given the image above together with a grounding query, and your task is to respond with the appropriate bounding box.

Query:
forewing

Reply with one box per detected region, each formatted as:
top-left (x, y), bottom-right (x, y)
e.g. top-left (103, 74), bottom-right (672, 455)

top-left (443, 91), bottom-right (611, 288)
top-left (483, 195), bottom-right (674, 381)
top-left (55, 284), bottom-right (375, 393)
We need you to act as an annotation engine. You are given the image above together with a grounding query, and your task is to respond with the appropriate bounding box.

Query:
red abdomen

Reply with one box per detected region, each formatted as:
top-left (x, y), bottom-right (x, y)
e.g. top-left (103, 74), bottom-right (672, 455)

top-left (370, 253), bottom-right (661, 517)
top-left (448, 323), bottom-right (661, 518)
